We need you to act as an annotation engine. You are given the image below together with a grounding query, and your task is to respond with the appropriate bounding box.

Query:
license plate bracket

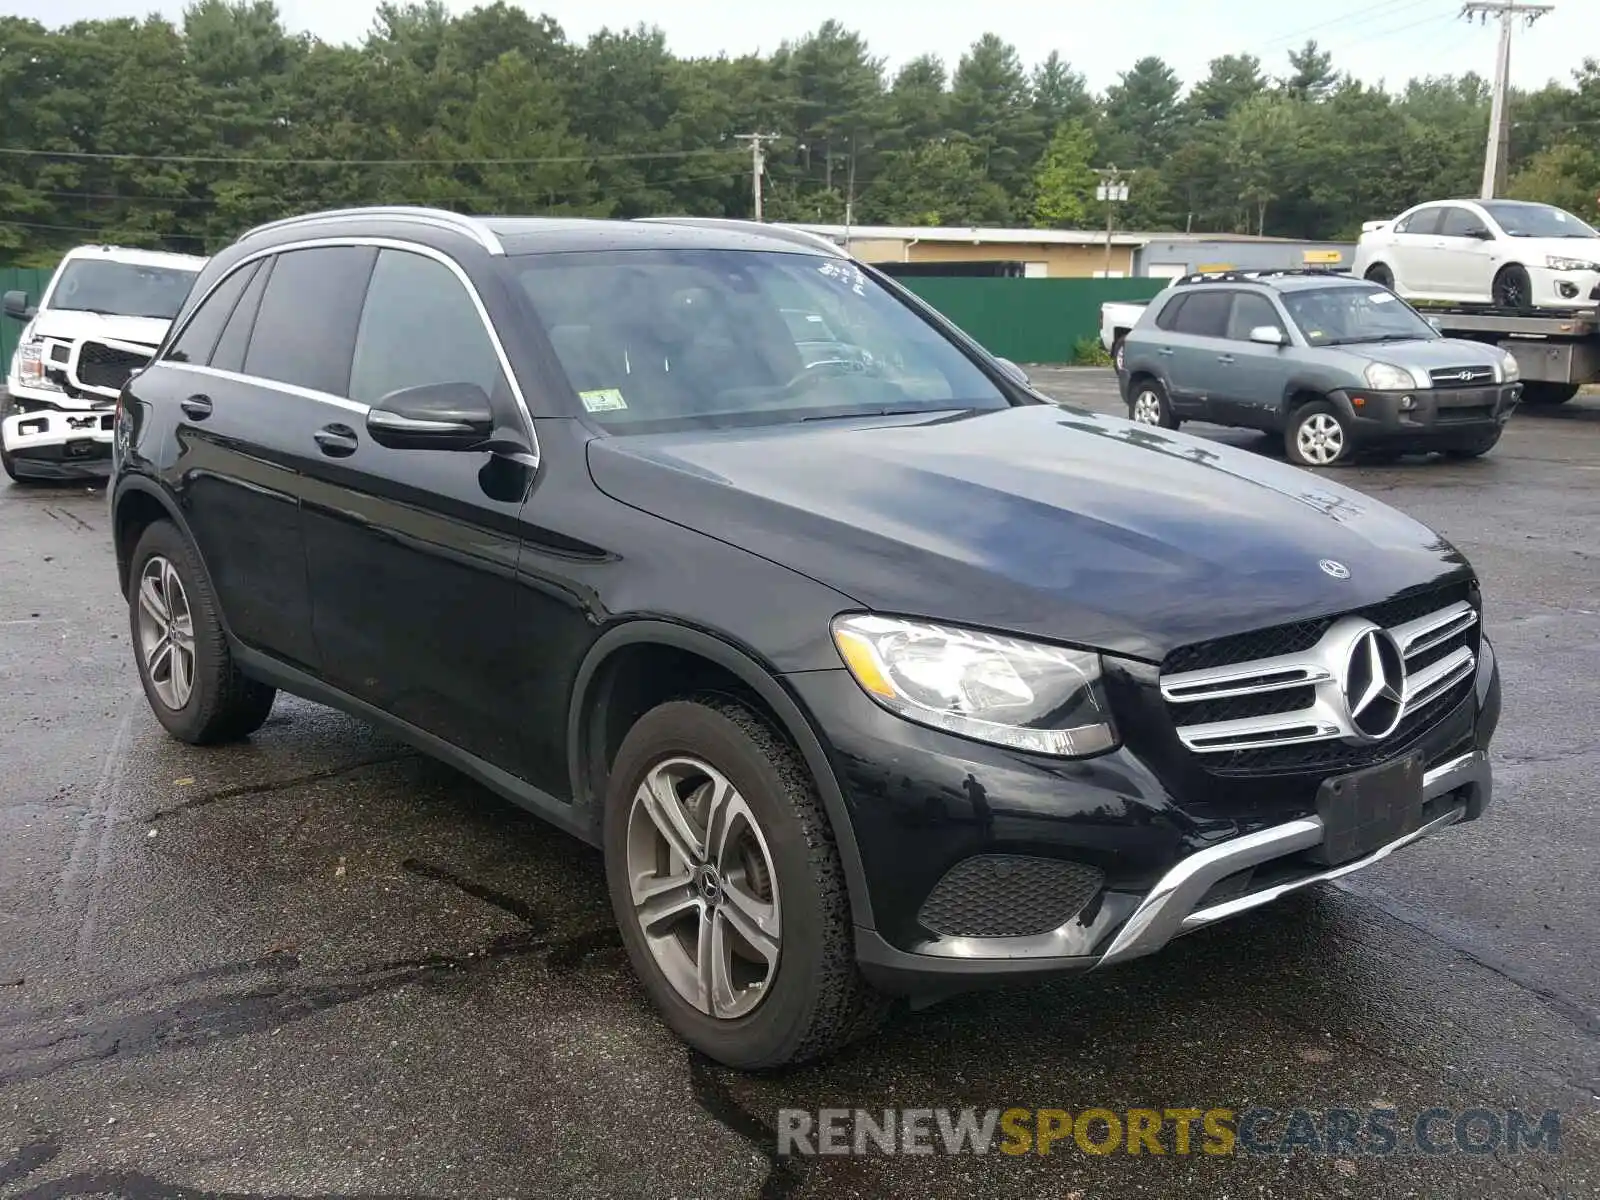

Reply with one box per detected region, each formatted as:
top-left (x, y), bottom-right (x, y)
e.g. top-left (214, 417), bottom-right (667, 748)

top-left (1308, 751), bottom-right (1425, 866)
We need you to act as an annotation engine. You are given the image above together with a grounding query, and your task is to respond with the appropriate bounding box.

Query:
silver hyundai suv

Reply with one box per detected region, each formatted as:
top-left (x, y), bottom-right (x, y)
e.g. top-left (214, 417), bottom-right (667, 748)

top-left (1117, 271), bottom-right (1523, 465)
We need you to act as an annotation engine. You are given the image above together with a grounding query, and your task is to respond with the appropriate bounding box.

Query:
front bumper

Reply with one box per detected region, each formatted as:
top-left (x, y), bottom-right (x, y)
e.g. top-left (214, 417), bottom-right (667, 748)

top-left (3, 403), bottom-right (115, 479)
top-left (1329, 383), bottom-right (1520, 443)
top-left (791, 632), bottom-right (1500, 997)
top-left (1528, 264), bottom-right (1600, 309)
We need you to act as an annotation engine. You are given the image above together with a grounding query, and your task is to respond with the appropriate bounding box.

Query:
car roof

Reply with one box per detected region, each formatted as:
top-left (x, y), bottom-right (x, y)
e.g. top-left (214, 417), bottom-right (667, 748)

top-left (1170, 270), bottom-right (1373, 294)
top-left (232, 207), bottom-right (846, 260)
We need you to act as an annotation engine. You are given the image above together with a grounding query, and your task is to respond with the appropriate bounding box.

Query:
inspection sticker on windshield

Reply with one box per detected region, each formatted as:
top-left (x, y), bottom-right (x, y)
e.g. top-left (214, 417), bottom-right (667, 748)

top-left (579, 388), bottom-right (628, 412)
top-left (1369, 291), bottom-right (1396, 303)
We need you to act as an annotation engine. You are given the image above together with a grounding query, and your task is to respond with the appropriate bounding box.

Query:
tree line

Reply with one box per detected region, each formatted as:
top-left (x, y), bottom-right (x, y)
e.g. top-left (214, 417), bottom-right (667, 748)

top-left (1, 0), bottom-right (1597, 265)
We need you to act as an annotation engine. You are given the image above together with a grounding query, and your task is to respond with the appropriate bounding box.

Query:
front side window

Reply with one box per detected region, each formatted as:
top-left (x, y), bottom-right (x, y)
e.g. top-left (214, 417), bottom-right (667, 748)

top-left (1281, 285), bottom-right (1439, 347)
top-left (46, 259), bottom-right (201, 320)
top-left (508, 248), bottom-right (1008, 430)
top-left (1227, 293), bottom-right (1284, 341)
top-left (1480, 201), bottom-right (1599, 239)
top-left (1439, 207), bottom-right (1491, 239)
top-left (348, 249), bottom-right (505, 406)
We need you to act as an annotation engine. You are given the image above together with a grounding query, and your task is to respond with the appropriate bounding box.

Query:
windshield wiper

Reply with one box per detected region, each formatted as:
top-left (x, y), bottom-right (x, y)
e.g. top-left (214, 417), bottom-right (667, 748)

top-left (1339, 333), bottom-right (1421, 344)
top-left (799, 407), bottom-right (953, 422)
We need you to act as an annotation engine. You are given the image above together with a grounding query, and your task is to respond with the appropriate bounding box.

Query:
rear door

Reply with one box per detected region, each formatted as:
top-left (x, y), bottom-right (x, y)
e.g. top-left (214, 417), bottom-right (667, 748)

top-left (1162, 289), bottom-right (1235, 419)
top-left (158, 246), bottom-right (376, 670)
top-left (1392, 205), bottom-right (1447, 293)
top-left (299, 245), bottom-right (532, 771)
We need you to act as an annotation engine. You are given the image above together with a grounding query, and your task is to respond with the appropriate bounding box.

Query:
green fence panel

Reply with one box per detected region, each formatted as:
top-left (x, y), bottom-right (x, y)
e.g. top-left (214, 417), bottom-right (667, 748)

top-left (0, 266), bottom-right (56, 374)
top-left (898, 276), bottom-right (1169, 364)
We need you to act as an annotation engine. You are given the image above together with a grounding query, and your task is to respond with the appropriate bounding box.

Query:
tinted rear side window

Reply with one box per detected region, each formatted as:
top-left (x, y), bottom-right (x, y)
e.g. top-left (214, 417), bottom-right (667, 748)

top-left (1171, 290), bottom-right (1233, 338)
top-left (211, 259), bottom-right (271, 374)
top-left (1154, 295), bottom-right (1188, 330)
top-left (243, 246), bottom-right (376, 396)
top-left (166, 262), bottom-right (260, 365)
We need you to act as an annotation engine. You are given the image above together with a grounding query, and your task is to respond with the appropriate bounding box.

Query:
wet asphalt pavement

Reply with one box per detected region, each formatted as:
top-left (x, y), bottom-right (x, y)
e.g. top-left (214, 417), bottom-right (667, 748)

top-left (2, 370), bottom-right (1597, 1198)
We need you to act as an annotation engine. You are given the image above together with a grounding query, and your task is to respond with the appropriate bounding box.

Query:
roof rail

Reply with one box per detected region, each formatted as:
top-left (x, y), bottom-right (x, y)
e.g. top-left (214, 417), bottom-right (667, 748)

top-left (1173, 266), bottom-right (1352, 287)
top-left (633, 216), bottom-right (849, 257)
top-left (238, 206), bottom-right (505, 256)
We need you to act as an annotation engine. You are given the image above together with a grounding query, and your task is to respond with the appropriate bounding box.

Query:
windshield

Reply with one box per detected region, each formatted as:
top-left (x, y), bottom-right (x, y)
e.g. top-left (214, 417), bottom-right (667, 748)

top-left (47, 259), bottom-right (201, 320)
top-left (1280, 284), bottom-right (1438, 347)
top-left (1480, 201), bottom-right (1599, 239)
top-left (509, 248), bottom-right (1009, 431)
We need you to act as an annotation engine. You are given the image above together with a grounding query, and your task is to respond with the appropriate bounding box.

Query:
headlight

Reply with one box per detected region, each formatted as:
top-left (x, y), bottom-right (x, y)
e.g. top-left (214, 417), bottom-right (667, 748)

top-left (1498, 350), bottom-right (1520, 383)
top-left (1364, 361), bottom-right (1424, 390)
top-left (830, 614), bottom-right (1118, 757)
top-left (11, 339), bottom-right (60, 392)
top-left (1545, 255), bottom-right (1600, 272)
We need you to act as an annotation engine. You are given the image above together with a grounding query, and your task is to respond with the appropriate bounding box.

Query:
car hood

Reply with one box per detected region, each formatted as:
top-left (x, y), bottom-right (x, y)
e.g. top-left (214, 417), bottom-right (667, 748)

top-left (585, 405), bottom-right (1472, 663)
top-left (1329, 336), bottom-right (1507, 369)
top-left (1499, 236), bottom-right (1600, 262)
top-left (26, 309), bottom-right (171, 349)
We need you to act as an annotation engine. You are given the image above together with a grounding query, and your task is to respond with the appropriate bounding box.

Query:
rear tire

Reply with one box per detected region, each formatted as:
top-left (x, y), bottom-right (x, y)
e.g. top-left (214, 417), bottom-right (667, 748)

top-left (1364, 263), bottom-right (1395, 290)
top-left (1492, 264), bottom-right (1532, 310)
top-left (604, 696), bottom-right (886, 1070)
top-left (1285, 399), bottom-right (1353, 467)
top-left (1442, 428), bottom-right (1502, 459)
top-left (128, 520), bottom-right (277, 744)
top-left (1127, 378), bottom-right (1178, 430)
top-left (1520, 382), bottom-right (1579, 406)
top-left (1111, 335), bottom-right (1126, 372)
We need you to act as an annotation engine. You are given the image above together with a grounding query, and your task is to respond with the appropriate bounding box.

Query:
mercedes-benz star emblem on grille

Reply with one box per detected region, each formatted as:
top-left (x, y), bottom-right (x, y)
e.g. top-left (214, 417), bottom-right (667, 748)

top-left (1342, 627), bottom-right (1405, 741)
top-left (1319, 559), bottom-right (1351, 580)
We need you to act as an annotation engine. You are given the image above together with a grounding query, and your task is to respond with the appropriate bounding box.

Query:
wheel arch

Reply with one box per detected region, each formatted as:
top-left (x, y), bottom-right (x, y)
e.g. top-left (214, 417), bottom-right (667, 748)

top-left (566, 619), bottom-right (877, 930)
top-left (113, 477), bottom-right (209, 600)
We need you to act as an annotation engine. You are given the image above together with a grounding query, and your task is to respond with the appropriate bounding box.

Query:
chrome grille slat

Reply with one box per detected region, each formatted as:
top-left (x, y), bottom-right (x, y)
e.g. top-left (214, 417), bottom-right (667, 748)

top-left (1391, 601), bottom-right (1477, 659)
top-left (1163, 594), bottom-right (1478, 759)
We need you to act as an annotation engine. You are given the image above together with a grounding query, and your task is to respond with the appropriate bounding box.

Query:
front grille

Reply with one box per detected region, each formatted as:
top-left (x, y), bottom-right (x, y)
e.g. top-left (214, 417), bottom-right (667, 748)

top-left (1160, 582), bottom-right (1479, 778)
top-left (1429, 365), bottom-right (1496, 388)
top-left (918, 855), bottom-right (1104, 938)
top-left (76, 341), bottom-right (151, 391)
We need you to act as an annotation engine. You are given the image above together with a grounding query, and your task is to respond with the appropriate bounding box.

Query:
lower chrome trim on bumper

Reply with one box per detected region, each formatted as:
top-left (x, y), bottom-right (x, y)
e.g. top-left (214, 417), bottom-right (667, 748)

top-left (1094, 749), bottom-right (1491, 968)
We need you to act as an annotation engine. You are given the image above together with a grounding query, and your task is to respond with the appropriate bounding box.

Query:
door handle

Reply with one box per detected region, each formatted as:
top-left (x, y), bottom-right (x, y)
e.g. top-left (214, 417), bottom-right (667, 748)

top-left (313, 423), bottom-right (359, 457)
top-left (180, 393), bottom-right (212, 420)
top-left (1217, 354), bottom-right (1235, 364)
top-left (1157, 347), bottom-right (1175, 356)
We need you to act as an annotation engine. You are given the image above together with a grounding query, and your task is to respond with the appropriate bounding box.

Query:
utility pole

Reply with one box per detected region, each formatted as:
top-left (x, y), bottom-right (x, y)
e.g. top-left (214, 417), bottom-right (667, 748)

top-left (1093, 166), bottom-right (1130, 277)
top-left (735, 132), bottom-right (781, 222)
top-left (1461, 1), bottom-right (1554, 199)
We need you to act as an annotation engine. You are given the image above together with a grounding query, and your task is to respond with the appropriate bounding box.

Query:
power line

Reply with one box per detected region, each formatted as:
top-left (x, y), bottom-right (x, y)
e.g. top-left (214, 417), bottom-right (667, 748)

top-left (1246, 0), bottom-right (1442, 54)
top-left (0, 145), bottom-right (743, 167)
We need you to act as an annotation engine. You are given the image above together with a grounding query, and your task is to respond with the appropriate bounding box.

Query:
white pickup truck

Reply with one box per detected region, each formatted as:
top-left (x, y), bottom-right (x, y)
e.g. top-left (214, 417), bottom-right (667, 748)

top-left (3, 244), bottom-right (205, 482)
top-left (1099, 299), bottom-right (1154, 370)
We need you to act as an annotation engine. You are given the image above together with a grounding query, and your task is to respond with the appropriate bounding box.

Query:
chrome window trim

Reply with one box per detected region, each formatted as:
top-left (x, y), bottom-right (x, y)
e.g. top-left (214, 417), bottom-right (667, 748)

top-left (164, 361), bottom-right (371, 416)
top-left (159, 235), bottom-right (538, 467)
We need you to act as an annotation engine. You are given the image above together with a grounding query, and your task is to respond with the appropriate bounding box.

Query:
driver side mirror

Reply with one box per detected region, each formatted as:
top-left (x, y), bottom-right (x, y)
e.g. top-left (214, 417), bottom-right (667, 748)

top-left (1467, 227), bottom-right (1495, 241)
top-left (365, 382), bottom-right (495, 451)
top-left (995, 356), bottom-right (1031, 386)
top-left (3, 290), bottom-right (35, 322)
top-left (1249, 325), bottom-right (1286, 346)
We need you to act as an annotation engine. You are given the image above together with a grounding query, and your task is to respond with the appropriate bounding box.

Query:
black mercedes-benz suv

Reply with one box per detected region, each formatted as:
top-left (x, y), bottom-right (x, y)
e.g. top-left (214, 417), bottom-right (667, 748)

top-left (110, 207), bottom-right (1501, 1069)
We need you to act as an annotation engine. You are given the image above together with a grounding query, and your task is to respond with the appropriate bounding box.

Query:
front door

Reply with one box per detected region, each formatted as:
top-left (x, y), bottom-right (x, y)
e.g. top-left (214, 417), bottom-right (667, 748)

top-left (298, 245), bottom-right (533, 772)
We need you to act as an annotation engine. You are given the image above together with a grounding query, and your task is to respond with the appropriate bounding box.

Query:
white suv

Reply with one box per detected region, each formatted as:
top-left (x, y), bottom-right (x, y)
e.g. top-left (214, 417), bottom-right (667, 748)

top-left (1354, 199), bottom-right (1600, 312)
top-left (3, 244), bottom-right (204, 482)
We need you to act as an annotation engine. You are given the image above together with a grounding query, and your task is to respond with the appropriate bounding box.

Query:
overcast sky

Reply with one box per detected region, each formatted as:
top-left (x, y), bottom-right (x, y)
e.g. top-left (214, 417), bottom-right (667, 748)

top-left (13, 0), bottom-right (1596, 93)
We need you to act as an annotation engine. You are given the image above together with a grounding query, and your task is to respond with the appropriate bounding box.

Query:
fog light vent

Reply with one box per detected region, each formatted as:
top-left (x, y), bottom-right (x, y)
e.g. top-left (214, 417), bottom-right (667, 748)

top-left (919, 855), bottom-right (1104, 938)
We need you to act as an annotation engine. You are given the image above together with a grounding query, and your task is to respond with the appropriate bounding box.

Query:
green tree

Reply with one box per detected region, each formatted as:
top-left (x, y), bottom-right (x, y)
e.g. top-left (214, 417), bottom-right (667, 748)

top-left (1031, 119), bottom-right (1096, 228)
top-left (1100, 56), bottom-right (1183, 170)
top-left (948, 34), bottom-right (1039, 197)
top-left (1284, 39), bottom-right (1337, 101)
top-left (1189, 54), bottom-right (1266, 121)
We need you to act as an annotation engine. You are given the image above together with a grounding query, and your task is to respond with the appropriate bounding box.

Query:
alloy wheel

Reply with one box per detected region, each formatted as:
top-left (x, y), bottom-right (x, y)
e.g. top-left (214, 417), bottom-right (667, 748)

top-left (1297, 412), bottom-right (1345, 465)
top-left (625, 756), bottom-right (782, 1020)
top-left (136, 555), bottom-right (196, 709)
top-left (1132, 390), bottom-right (1163, 424)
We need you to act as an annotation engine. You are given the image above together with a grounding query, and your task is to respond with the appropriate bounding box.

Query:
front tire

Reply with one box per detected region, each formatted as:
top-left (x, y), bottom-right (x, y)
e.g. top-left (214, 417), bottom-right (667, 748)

top-left (604, 696), bottom-right (885, 1069)
top-left (128, 520), bottom-right (277, 744)
top-left (1492, 264), bottom-right (1532, 310)
top-left (1285, 399), bottom-right (1353, 467)
top-left (1128, 379), bottom-right (1178, 429)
